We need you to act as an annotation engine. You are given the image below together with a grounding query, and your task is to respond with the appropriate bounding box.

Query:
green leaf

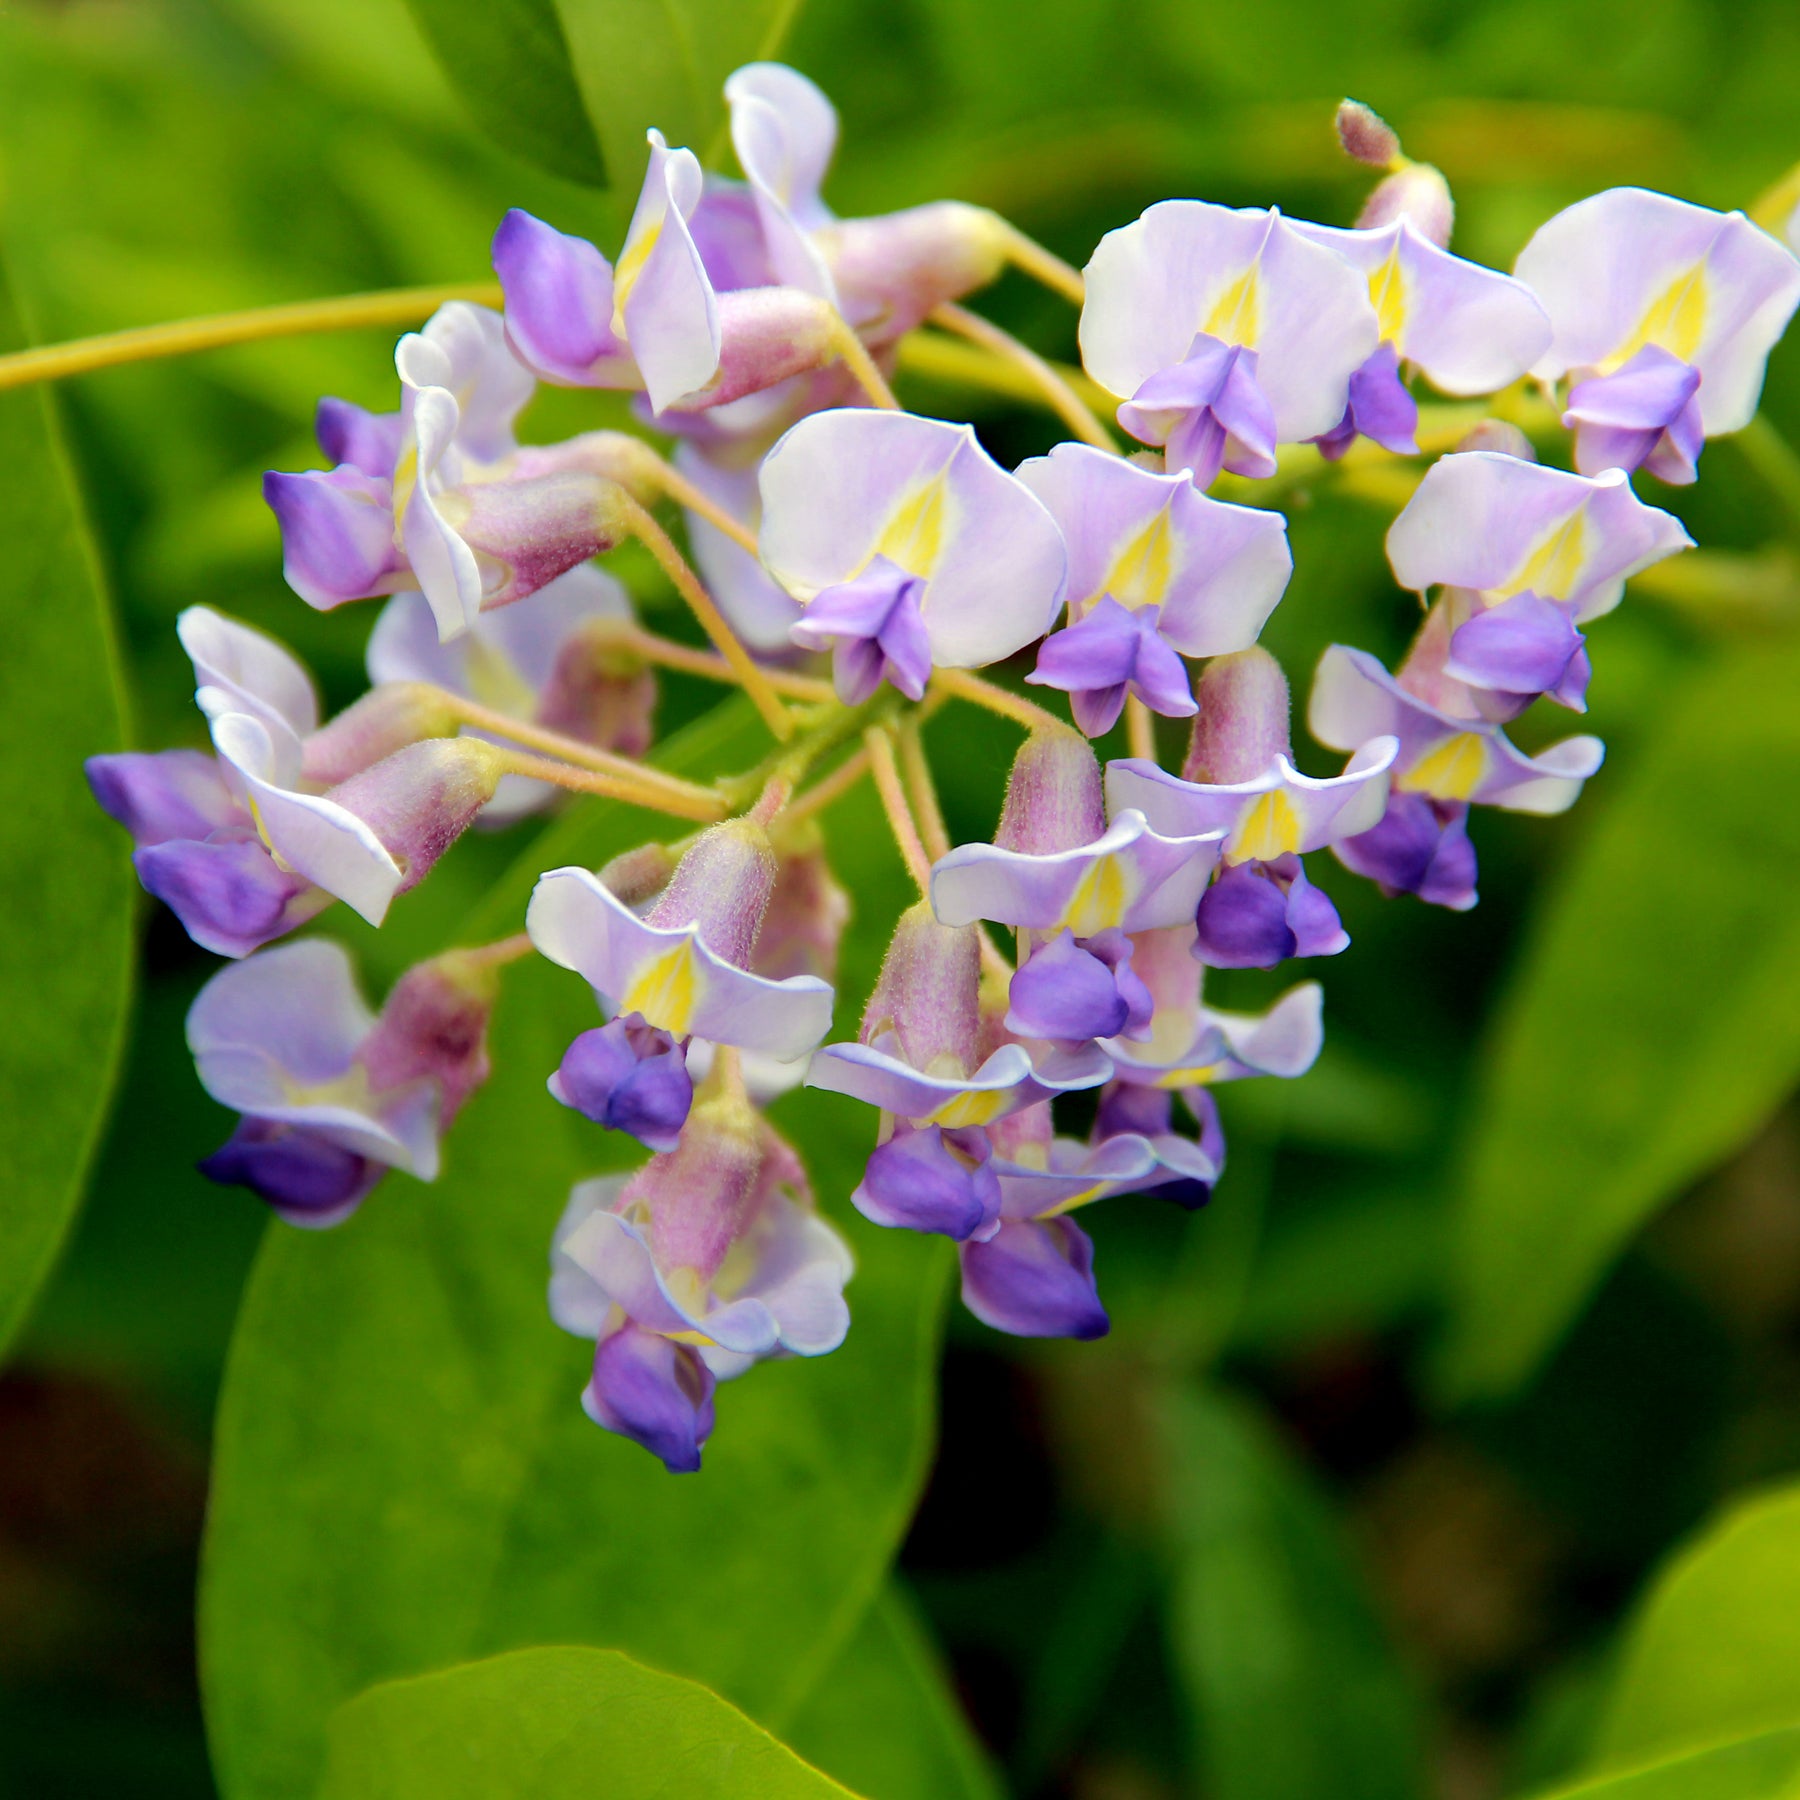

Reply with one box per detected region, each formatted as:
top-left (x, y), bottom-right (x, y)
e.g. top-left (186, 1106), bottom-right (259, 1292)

top-left (402, 0), bottom-right (608, 187)
top-left (1442, 634), bottom-right (1800, 1400)
top-left (785, 1585), bottom-right (1002, 1800)
top-left (1525, 1726), bottom-right (1800, 1800)
top-left (1159, 1385), bottom-right (1424, 1800)
top-left (0, 253), bottom-right (135, 1359)
top-left (1589, 1481), bottom-right (1800, 1773)
top-left (316, 1646), bottom-right (862, 1799)
top-left (200, 702), bottom-right (952, 1800)
top-left (552, 0), bottom-right (807, 199)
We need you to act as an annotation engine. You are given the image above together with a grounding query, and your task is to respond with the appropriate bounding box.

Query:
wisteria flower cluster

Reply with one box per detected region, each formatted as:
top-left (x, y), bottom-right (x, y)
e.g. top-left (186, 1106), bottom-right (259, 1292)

top-left (89, 71), bottom-right (1800, 1471)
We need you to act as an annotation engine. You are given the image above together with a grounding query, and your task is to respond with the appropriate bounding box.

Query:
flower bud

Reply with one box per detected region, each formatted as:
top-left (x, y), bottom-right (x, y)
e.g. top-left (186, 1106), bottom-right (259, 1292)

top-left (301, 682), bottom-right (463, 786)
top-left (1183, 647), bottom-right (1291, 785)
top-left (821, 201), bottom-right (1011, 342)
top-left (438, 471), bottom-right (636, 614)
top-left (861, 901), bottom-right (981, 1075)
top-left (646, 817), bottom-right (777, 969)
top-left (551, 1018), bottom-right (693, 1152)
top-left (1335, 99), bottom-right (1400, 168)
top-left (1358, 161), bottom-right (1455, 249)
top-left (754, 832), bottom-right (852, 984)
top-left (533, 624), bottom-right (657, 758)
top-left (356, 949), bottom-right (498, 1125)
top-left (624, 1085), bottom-right (766, 1284)
top-left (585, 1324), bottom-right (716, 1474)
top-left (325, 737), bottom-right (507, 892)
top-left (994, 726), bottom-right (1106, 856)
top-left (598, 840), bottom-right (680, 907)
top-left (199, 1119), bottom-right (383, 1229)
top-left (855, 1123), bottom-right (1001, 1240)
top-left (1454, 420), bottom-right (1536, 461)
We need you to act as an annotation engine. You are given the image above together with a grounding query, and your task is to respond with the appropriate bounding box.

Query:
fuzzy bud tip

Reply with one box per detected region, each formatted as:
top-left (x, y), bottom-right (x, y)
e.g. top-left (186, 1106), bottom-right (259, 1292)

top-left (995, 726), bottom-right (1106, 856)
top-left (1336, 100), bottom-right (1401, 167)
top-left (1183, 648), bottom-right (1292, 786)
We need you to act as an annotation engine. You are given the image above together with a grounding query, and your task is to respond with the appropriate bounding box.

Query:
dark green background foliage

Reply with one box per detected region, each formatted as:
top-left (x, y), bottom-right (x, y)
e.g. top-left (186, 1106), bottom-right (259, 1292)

top-left (7, 0), bottom-right (1800, 1795)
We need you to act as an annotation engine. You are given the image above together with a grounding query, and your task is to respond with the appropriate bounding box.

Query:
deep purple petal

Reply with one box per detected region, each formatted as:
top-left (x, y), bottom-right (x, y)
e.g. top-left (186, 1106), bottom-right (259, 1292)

top-left (315, 397), bottom-right (404, 479)
top-left (790, 557), bottom-right (932, 702)
top-left (263, 466), bottom-right (403, 608)
top-left (584, 1325), bottom-right (716, 1473)
top-left (1446, 592), bottom-right (1585, 700)
top-left (1031, 596), bottom-right (1144, 690)
top-left (492, 209), bottom-right (624, 387)
top-left (552, 1019), bottom-right (694, 1153)
top-left (1118, 336), bottom-right (1278, 483)
top-left (87, 750), bottom-right (240, 848)
top-left (1194, 862), bottom-right (1297, 968)
top-left (199, 1118), bottom-right (382, 1228)
top-left (1341, 341), bottom-right (1419, 456)
top-left (854, 1124), bottom-right (1001, 1241)
top-left (874, 581), bottom-right (933, 701)
top-left (1283, 860), bottom-right (1349, 958)
top-left (960, 1217), bottom-right (1109, 1340)
top-left (1083, 927), bottom-right (1155, 1037)
top-left (1333, 793), bottom-right (1478, 910)
top-left (1566, 346), bottom-right (1705, 485)
top-left (135, 833), bottom-right (313, 958)
top-left (1096, 1080), bottom-right (1171, 1140)
top-left (1069, 683), bottom-right (1129, 737)
top-left (1007, 930), bottom-right (1132, 1042)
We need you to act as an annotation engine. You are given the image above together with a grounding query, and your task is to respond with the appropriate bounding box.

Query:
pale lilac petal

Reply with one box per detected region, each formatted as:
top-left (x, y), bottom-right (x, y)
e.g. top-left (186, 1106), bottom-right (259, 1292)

top-left (179, 606), bottom-right (319, 743)
top-left (397, 385), bottom-right (486, 640)
top-left (620, 133), bottom-right (723, 414)
top-left (1081, 203), bottom-right (1378, 441)
top-left (209, 713), bottom-right (404, 926)
top-left (394, 301), bottom-right (534, 463)
top-left (1385, 452), bottom-right (1692, 621)
top-left (675, 446), bottom-right (803, 653)
top-left (1514, 188), bottom-right (1800, 433)
top-left (739, 1199), bottom-right (853, 1355)
top-left (724, 63), bottom-right (839, 297)
top-left (548, 1175), bottom-right (629, 1338)
top-left (527, 867), bottom-right (835, 1061)
top-left (758, 409), bottom-right (1068, 668)
top-left (930, 809), bottom-right (1223, 935)
top-left (804, 1038), bottom-right (1108, 1128)
top-left (87, 749), bottom-right (241, 847)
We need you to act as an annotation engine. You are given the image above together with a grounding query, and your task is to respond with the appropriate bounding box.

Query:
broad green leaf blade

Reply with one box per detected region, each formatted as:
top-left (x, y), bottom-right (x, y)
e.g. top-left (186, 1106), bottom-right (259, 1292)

top-left (402, 0), bottom-right (608, 187)
top-left (201, 702), bottom-right (951, 1800)
top-left (317, 1646), bottom-right (862, 1799)
top-left (1525, 1726), bottom-right (1800, 1800)
top-left (1159, 1385), bottom-right (1424, 1800)
top-left (1443, 635), bottom-right (1800, 1401)
top-left (0, 254), bottom-right (134, 1359)
top-left (1590, 1482), bottom-right (1800, 1772)
top-left (785, 1585), bottom-right (1003, 1800)
top-left (552, 0), bottom-right (806, 202)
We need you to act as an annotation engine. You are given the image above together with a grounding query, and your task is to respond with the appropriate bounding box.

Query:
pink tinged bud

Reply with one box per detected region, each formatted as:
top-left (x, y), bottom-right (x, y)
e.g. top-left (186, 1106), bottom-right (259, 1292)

top-left (754, 834), bottom-right (852, 983)
top-left (1183, 647), bottom-right (1292, 784)
top-left (699, 288), bottom-right (839, 410)
top-left (1336, 100), bottom-right (1401, 167)
top-left (325, 737), bottom-right (507, 895)
top-left (300, 683), bottom-right (463, 786)
top-left (626, 1087), bottom-right (766, 1283)
top-left (532, 627), bottom-right (657, 760)
top-left (598, 840), bottom-right (681, 907)
top-left (1358, 163), bottom-right (1455, 249)
top-left (356, 951), bottom-right (498, 1127)
top-left (647, 818), bottom-right (777, 970)
top-left (995, 727), bottom-right (1107, 855)
top-left (861, 901), bottom-right (982, 1075)
top-left (819, 202), bottom-right (1011, 342)
top-left (1455, 420), bottom-right (1536, 460)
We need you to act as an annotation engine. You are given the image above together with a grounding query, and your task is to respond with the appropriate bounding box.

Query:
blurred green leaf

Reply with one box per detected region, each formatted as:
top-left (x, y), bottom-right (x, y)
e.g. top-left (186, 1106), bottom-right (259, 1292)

top-left (553, 0), bottom-right (806, 200)
top-left (1443, 634), bottom-right (1800, 1400)
top-left (785, 1585), bottom-right (1002, 1800)
top-left (1158, 1385), bottom-right (1424, 1800)
top-left (1589, 1482), bottom-right (1800, 1773)
top-left (1525, 1726), bottom-right (1800, 1800)
top-left (201, 701), bottom-right (952, 1800)
top-left (402, 0), bottom-right (608, 186)
top-left (316, 1646), bottom-right (862, 1799)
top-left (0, 254), bottom-right (134, 1359)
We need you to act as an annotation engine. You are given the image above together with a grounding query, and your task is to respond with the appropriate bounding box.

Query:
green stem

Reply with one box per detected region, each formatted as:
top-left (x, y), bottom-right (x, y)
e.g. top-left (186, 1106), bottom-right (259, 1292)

top-left (1734, 414), bottom-right (1800, 539)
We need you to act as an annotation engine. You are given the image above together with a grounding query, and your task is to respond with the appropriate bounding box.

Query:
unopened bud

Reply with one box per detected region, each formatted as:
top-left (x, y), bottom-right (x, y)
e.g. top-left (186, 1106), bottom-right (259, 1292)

top-left (357, 951), bottom-right (497, 1124)
top-left (754, 831), bottom-right (852, 983)
top-left (995, 726), bottom-right (1106, 855)
top-left (626, 1086), bottom-right (766, 1282)
top-left (326, 737), bottom-right (506, 891)
top-left (1358, 161), bottom-right (1455, 249)
top-left (647, 817), bottom-right (777, 968)
top-left (534, 625), bottom-right (657, 758)
top-left (1336, 100), bottom-right (1401, 168)
top-left (1454, 420), bottom-right (1536, 461)
top-left (598, 840), bottom-right (680, 907)
top-left (862, 901), bottom-right (981, 1075)
top-left (1183, 648), bottom-right (1292, 785)
top-left (302, 682), bottom-right (462, 786)
top-left (444, 472), bottom-right (635, 614)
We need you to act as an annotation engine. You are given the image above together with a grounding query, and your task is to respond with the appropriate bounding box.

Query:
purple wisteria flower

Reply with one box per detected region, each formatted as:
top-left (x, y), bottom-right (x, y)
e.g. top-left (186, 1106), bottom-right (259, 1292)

top-left (1016, 443), bottom-right (1292, 735)
top-left (759, 409), bottom-right (1068, 700)
top-left (1514, 188), bottom-right (1800, 482)
top-left (188, 939), bottom-right (493, 1228)
top-left (1288, 218), bottom-right (1552, 458)
top-left (527, 822), bottom-right (835, 1151)
top-left (1080, 202), bottom-right (1380, 482)
top-left (548, 1096), bottom-right (852, 1470)
top-left (1309, 643), bottom-right (1606, 908)
top-left (1385, 451), bottom-right (1693, 718)
top-left (266, 303), bottom-right (642, 640)
top-left (493, 127), bottom-right (846, 416)
top-left (367, 563), bottom-right (652, 822)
